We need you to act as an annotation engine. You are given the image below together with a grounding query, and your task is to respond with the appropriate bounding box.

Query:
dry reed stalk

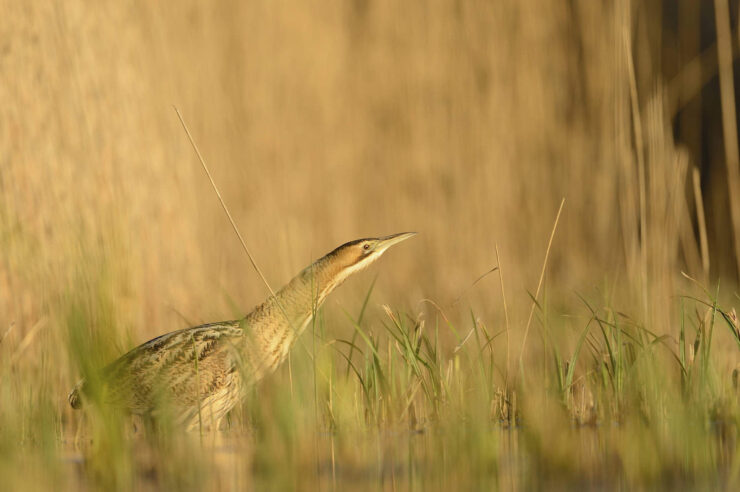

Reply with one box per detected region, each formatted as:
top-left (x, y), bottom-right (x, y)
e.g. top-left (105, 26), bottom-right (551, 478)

top-left (519, 198), bottom-right (565, 372)
top-left (615, 1), bottom-right (640, 299)
top-left (624, 29), bottom-right (649, 320)
top-left (495, 244), bottom-right (510, 391)
top-left (714, 0), bottom-right (740, 281)
top-left (642, 94), bottom-right (691, 328)
top-left (10, 318), bottom-right (46, 365)
top-left (0, 322), bottom-right (14, 346)
top-left (673, 159), bottom-right (703, 281)
top-left (669, 151), bottom-right (691, 292)
top-left (671, 153), bottom-right (702, 275)
top-left (692, 167), bottom-right (710, 277)
top-left (174, 107), bottom-right (277, 300)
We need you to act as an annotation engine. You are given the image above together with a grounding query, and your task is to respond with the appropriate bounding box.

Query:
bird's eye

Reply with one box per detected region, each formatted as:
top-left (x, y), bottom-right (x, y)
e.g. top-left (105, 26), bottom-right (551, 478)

top-left (363, 243), bottom-right (370, 251)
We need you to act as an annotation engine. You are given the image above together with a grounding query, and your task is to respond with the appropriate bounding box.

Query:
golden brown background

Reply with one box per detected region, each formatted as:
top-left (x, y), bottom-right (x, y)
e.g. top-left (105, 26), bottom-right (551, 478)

top-left (4, 2), bottom-right (740, 490)
top-left (2, 1), bottom-right (738, 370)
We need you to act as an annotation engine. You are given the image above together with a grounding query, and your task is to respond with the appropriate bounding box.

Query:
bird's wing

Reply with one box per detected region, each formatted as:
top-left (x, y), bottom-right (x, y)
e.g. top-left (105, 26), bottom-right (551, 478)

top-left (75, 320), bottom-right (245, 413)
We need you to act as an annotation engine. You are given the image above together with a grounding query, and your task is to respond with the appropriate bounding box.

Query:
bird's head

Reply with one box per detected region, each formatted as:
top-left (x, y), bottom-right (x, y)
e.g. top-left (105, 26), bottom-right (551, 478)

top-left (309, 232), bottom-right (417, 292)
top-left (338, 231), bottom-right (417, 268)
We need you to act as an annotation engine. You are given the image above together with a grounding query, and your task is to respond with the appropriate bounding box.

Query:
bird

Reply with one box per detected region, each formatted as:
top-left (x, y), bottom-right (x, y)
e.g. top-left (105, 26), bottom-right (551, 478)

top-left (68, 232), bottom-right (416, 430)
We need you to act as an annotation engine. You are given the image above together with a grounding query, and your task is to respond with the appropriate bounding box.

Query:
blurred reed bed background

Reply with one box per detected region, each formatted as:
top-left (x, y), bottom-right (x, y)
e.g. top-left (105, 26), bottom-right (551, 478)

top-left (2, 0), bottom-right (740, 490)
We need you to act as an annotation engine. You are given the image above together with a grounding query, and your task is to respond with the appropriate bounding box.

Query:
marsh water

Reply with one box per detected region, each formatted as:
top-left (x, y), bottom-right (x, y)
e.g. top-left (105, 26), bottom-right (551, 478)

top-left (60, 423), bottom-right (734, 491)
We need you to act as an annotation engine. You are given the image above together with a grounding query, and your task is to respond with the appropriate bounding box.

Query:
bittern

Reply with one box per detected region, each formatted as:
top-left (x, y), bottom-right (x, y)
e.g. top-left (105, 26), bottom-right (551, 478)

top-left (68, 232), bottom-right (416, 429)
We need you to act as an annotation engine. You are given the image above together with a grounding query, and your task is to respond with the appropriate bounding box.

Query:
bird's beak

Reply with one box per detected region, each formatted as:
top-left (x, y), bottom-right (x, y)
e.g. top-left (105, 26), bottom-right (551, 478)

top-left (376, 232), bottom-right (417, 252)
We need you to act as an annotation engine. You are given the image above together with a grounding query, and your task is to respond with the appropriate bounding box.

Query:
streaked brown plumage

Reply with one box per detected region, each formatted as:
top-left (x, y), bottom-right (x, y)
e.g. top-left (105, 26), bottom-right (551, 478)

top-left (68, 232), bottom-right (416, 429)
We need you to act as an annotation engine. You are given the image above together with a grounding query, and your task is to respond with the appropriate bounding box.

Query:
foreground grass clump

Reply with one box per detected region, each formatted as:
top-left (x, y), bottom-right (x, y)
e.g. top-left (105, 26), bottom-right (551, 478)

top-left (0, 239), bottom-right (737, 490)
top-left (1, 270), bottom-right (723, 490)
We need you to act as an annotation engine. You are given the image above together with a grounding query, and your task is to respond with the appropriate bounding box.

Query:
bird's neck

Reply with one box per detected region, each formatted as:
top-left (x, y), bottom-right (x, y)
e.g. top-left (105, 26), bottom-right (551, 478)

top-left (242, 254), bottom-right (353, 376)
top-left (280, 253), bottom-right (353, 318)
